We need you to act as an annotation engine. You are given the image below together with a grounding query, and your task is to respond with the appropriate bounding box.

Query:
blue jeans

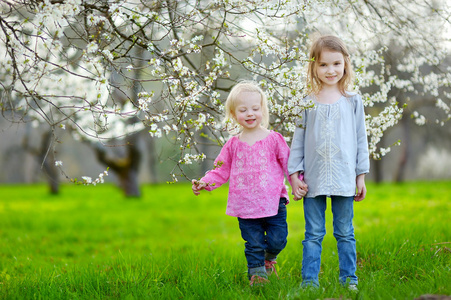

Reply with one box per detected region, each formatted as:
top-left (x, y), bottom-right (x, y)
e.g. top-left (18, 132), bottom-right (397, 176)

top-left (238, 198), bottom-right (288, 278)
top-left (302, 195), bottom-right (358, 287)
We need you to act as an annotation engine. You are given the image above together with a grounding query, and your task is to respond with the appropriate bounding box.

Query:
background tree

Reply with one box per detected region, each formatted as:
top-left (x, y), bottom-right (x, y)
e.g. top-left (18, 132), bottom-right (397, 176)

top-left (1, 0), bottom-right (450, 191)
top-left (346, 1), bottom-right (451, 182)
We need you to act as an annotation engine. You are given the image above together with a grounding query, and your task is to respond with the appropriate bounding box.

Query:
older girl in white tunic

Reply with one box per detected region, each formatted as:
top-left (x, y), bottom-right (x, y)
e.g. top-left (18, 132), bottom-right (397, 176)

top-left (288, 35), bottom-right (370, 290)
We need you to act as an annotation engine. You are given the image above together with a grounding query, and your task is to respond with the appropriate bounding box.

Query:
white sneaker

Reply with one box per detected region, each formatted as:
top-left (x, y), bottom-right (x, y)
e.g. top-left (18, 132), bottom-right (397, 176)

top-left (348, 284), bottom-right (358, 292)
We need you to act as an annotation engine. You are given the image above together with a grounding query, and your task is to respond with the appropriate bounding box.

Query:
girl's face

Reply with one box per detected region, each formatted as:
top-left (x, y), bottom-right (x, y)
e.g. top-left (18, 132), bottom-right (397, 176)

top-left (233, 91), bottom-right (263, 131)
top-left (315, 50), bottom-right (345, 88)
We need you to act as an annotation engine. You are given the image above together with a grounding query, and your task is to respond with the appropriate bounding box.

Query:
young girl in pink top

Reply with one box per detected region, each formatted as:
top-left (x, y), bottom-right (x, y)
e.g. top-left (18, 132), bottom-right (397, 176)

top-left (192, 81), bottom-right (303, 286)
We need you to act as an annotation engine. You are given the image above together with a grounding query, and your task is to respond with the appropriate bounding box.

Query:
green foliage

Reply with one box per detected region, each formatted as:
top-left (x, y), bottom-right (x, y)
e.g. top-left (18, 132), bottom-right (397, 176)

top-left (0, 182), bottom-right (450, 299)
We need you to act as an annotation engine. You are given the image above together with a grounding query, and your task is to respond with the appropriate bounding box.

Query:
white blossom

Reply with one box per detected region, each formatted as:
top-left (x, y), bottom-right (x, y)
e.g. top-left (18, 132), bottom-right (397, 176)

top-left (81, 176), bottom-right (92, 184)
top-left (86, 42), bottom-right (98, 54)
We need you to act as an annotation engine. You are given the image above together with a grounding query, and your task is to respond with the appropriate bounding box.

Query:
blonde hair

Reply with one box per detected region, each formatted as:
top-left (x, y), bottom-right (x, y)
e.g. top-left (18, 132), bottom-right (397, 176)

top-left (224, 80), bottom-right (269, 132)
top-left (307, 34), bottom-right (353, 96)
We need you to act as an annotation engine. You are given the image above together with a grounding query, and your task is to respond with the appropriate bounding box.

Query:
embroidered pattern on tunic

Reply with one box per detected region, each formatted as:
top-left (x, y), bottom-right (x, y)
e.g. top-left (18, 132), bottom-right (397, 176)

top-left (236, 150), bottom-right (245, 189)
top-left (258, 148), bottom-right (269, 196)
top-left (316, 105), bottom-right (341, 192)
top-left (235, 147), bottom-right (269, 193)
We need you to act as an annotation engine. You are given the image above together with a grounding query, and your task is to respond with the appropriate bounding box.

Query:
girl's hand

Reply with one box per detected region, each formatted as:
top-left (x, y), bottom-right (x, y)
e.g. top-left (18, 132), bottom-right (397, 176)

top-left (192, 179), bottom-right (208, 196)
top-left (293, 184), bottom-right (308, 201)
top-left (354, 174), bottom-right (366, 202)
top-left (290, 173), bottom-right (308, 201)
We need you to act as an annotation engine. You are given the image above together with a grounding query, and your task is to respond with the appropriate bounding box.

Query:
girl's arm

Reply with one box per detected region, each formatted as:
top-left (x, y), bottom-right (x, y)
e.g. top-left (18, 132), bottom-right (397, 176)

top-left (274, 131), bottom-right (308, 200)
top-left (287, 111), bottom-right (307, 176)
top-left (274, 132), bottom-right (292, 184)
top-left (198, 139), bottom-right (233, 192)
top-left (288, 112), bottom-right (308, 200)
top-left (354, 95), bottom-right (369, 201)
top-left (354, 94), bottom-right (370, 176)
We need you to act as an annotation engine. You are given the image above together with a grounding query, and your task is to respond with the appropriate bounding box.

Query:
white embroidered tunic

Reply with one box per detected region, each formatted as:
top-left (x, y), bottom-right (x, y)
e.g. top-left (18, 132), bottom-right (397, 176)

top-left (201, 131), bottom-right (290, 219)
top-left (288, 93), bottom-right (370, 198)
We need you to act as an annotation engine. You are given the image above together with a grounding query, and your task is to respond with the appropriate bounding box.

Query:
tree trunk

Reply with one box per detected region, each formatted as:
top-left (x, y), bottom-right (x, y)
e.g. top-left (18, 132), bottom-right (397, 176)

top-left (371, 132), bottom-right (386, 184)
top-left (93, 132), bottom-right (142, 198)
top-left (394, 116), bottom-right (410, 182)
top-left (22, 126), bottom-right (60, 194)
top-left (117, 168), bottom-right (141, 198)
top-left (147, 137), bottom-right (158, 183)
top-left (372, 159), bottom-right (383, 183)
top-left (40, 130), bottom-right (60, 194)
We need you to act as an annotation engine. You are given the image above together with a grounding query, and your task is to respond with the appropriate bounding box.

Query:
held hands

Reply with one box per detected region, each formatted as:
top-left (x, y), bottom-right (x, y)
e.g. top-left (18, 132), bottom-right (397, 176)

top-left (191, 179), bottom-right (208, 196)
top-left (354, 174), bottom-right (367, 202)
top-left (290, 173), bottom-right (308, 201)
top-left (293, 182), bottom-right (308, 201)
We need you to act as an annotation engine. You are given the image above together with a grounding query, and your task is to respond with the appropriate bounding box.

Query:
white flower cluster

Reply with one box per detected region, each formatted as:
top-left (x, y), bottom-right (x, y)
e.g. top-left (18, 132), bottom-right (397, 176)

top-left (79, 170), bottom-right (109, 186)
top-left (412, 111), bottom-right (426, 126)
top-left (436, 99), bottom-right (450, 114)
top-left (435, 99), bottom-right (451, 125)
top-left (180, 153), bottom-right (207, 165)
top-left (366, 101), bottom-right (404, 159)
top-left (137, 92), bottom-right (154, 112)
top-left (149, 123), bottom-right (162, 138)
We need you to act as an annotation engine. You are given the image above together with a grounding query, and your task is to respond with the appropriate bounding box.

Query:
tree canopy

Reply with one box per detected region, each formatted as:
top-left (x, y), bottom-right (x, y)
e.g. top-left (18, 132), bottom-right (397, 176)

top-left (1, 0), bottom-right (450, 184)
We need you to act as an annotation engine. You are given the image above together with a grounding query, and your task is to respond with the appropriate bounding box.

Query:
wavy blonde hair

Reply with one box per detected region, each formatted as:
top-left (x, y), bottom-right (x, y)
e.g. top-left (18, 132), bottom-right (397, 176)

top-left (307, 35), bottom-right (354, 96)
top-left (224, 80), bottom-right (269, 132)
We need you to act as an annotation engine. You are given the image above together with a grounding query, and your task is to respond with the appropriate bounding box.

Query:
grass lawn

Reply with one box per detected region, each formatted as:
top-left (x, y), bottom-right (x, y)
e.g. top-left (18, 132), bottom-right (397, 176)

top-left (0, 181), bottom-right (450, 299)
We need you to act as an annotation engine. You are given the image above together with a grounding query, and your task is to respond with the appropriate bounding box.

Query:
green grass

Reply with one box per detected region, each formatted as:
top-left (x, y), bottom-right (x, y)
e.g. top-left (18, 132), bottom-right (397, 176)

top-left (0, 181), bottom-right (450, 299)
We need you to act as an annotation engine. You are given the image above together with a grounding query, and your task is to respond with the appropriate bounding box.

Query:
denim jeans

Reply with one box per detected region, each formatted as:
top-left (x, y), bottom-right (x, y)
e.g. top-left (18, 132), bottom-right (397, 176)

top-left (238, 198), bottom-right (288, 278)
top-left (302, 195), bottom-right (358, 287)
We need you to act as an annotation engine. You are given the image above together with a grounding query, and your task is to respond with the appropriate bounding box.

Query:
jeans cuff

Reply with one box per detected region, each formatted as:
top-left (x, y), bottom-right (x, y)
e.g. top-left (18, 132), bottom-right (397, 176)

top-left (265, 252), bottom-right (277, 261)
top-left (301, 280), bottom-right (320, 288)
top-left (340, 278), bottom-right (358, 286)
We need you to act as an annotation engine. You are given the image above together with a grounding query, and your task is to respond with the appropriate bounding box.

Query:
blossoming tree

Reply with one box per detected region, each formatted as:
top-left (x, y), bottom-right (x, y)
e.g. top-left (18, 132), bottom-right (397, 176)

top-left (1, 0), bottom-right (450, 192)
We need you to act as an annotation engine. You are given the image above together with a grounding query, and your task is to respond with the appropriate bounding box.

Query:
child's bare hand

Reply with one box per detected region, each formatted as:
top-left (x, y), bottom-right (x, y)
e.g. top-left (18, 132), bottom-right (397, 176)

top-left (354, 174), bottom-right (366, 202)
top-left (192, 179), bottom-right (207, 195)
top-left (291, 174), bottom-right (308, 201)
top-left (293, 181), bottom-right (308, 201)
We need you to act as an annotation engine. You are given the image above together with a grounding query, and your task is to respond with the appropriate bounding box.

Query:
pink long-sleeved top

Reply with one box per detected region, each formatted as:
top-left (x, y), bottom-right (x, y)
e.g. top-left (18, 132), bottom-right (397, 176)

top-left (201, 131), bottom-right (290, 219)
